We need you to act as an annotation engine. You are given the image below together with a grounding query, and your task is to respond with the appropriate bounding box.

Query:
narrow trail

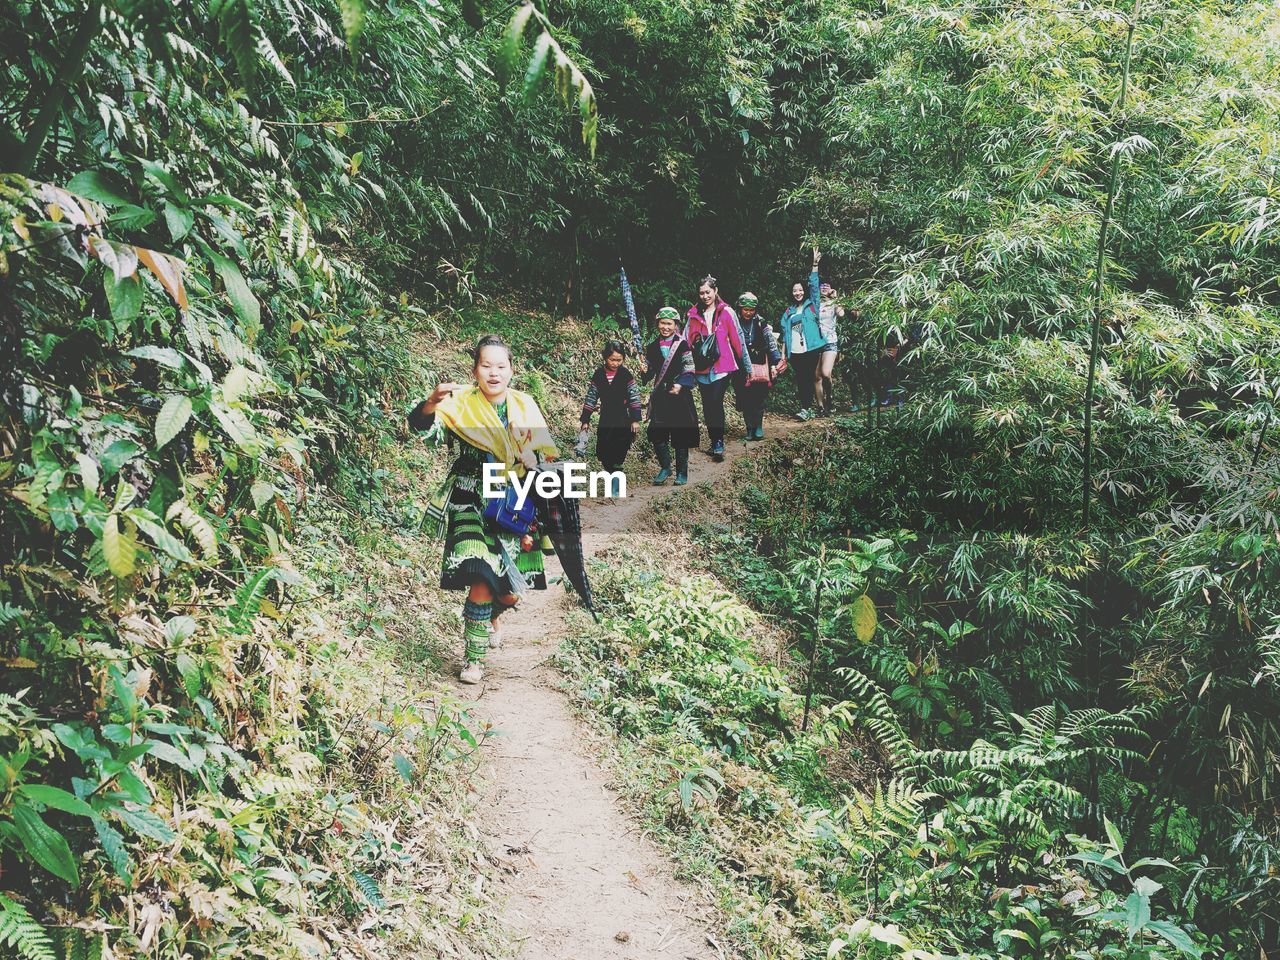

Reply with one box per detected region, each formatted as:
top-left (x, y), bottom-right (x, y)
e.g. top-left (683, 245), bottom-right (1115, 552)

top-left (453, 414), bottom-right (811, 960)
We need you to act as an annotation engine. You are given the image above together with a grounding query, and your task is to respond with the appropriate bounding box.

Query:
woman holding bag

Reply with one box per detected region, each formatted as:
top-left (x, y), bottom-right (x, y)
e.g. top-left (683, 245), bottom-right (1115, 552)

top-left (685, 275), bottom-right (751, 461)
top-left (408, 334), bottom-right (559, 684)
top-left (734, 292), bottom-right (784, 440)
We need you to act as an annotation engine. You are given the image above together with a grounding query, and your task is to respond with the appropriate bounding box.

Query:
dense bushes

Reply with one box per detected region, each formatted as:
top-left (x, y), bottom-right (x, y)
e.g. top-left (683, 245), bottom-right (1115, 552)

top-left (563, 565), bottom-right (1215, 958)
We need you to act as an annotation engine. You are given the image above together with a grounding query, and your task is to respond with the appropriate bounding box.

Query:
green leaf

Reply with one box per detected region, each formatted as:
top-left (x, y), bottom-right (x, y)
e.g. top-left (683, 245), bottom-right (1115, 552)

top-left (103, 514), bottom-right (137, 578)
top-left (208, 399), bottom-right (258, 453)
top-left (76, 454), bottom-right (99, 494)
top-left (0, 892), bottom-right (57, 960)
top-left (228, 567), bottom-right (279, 631)
top-left (129, 512), bottom-right (195, 563)
top-left (94, 819), bottom-right (132, 887)
top-left (100, 439), bottom-right (142, 476)
top-left (1145, 920), bottom-right (1203, 957)
top-left (154, 395), bottom-right (192, 449)
top-left (337, 0), bottom-right (366, 47)
top-left (104, 272), bottom-right (143, 323)
top-left (851, 594), bottom-right (877, 643)
top-left (67, 170), bottom-right (139, 207)
top-left (125, 345), bottom-right (185, 369)
top-left (164, 204), bottom-right (195, 241)
top-left (250, 480), bottom-right (275, 508)
top-left (176, 652), bottom-right (202, 697)
top-left (1103, 816), bottom-right (1125, 857)
top-left (1132, 875), bottom-right (1162, 897)
top-left (209, 0), bottom-right (257, 89)
top-left (211, 253), bottom-right (260, 327)
top-left (521, 31), bottom-right (554, 101)
top-left (16, 785), bottom-right (96, 819)
top-left (12, 804), bottom-right (79, 885)
top-left (116, 806), bottom-right (175, 843)
top-left (393, 753), bottom-right (415, 784)
top-left (47, 490), bottom-right (77, 532)
top-left (497, 3), bottom-right (536, 87)
top-left (352, 869), bottom-right (384, 908)
top-left (1123, 891), bottom-right (1150, 938)
top-left (143, 739), bottom-right (197, 773)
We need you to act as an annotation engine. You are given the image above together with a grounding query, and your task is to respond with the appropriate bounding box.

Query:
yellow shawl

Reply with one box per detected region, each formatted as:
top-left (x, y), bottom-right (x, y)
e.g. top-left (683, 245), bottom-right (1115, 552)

top-left (432, 386), bottom-right (559, 473)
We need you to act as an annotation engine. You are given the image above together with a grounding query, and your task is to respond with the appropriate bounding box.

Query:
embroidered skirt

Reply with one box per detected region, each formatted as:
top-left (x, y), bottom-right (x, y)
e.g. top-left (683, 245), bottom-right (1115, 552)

top-left (438, 476), bottom-right (548, 595)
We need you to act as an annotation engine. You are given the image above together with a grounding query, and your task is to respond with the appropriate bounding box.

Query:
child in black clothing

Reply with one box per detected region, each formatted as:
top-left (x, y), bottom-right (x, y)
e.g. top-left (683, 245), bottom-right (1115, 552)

top-left (576, 340), bottom-right (642, 495)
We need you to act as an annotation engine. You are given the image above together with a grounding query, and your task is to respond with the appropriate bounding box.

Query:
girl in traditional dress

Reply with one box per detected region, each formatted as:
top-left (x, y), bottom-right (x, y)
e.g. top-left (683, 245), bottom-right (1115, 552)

top-left (575, 340), bottom-right (642, 496)
top-left (733, 292), bottom-right (783, 440)
top-left (643, 307), bottom-right (699, 485)
top-left (408, 335), bottom-right (558, 684)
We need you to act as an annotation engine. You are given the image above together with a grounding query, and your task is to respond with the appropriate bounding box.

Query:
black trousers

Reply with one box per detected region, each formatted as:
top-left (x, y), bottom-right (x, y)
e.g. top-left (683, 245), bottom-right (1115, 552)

top-left (791, 351), bottom-right (821, 409)
top-left (697, 376), bottom-right (732, 445)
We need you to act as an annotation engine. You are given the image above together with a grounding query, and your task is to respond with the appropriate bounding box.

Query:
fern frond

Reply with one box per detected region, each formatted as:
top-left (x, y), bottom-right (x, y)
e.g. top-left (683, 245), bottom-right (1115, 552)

top-left (0, 895), bottom-right (56, 960)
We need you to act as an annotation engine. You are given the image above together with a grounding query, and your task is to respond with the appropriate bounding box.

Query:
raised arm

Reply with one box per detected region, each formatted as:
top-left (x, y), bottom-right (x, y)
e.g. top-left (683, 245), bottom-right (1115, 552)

top-left (809, 247), bottom-right (822, 312)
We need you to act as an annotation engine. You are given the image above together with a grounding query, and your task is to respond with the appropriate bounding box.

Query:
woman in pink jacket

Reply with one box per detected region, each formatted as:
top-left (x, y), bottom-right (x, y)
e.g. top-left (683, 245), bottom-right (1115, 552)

top-left (685, 275), bottom-right (751, 461)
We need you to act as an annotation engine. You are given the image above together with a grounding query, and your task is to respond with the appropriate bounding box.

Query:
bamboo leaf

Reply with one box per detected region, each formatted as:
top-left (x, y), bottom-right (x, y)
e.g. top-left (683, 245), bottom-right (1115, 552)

top-left (337, 0), bottom-right (366, 47)
top-left (211, 253), bottom-right (260, 327)
top-left (497, 3), bottom-right (536, 87)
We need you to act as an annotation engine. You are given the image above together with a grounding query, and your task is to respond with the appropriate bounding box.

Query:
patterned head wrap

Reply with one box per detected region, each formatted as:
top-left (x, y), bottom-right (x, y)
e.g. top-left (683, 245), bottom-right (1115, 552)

top-left (737, 292), bottom-right (758, 308)
top-left (655, 306), bottom-right (680, 321)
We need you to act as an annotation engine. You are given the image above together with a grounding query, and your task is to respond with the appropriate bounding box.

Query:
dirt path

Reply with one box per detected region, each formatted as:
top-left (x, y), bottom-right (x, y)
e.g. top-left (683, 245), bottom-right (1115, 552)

top-left (459, 415), bottom-right (809, 960)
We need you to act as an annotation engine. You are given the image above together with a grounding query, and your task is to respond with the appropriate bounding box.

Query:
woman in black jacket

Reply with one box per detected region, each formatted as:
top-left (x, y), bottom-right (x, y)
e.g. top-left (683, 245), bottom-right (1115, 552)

top-left (643, 307), bottom-right (699, 485)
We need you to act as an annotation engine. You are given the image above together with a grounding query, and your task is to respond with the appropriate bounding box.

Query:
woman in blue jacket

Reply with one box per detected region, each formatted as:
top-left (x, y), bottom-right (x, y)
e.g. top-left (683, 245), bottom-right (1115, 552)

top-left (780, 247), bottom-right (831, 420)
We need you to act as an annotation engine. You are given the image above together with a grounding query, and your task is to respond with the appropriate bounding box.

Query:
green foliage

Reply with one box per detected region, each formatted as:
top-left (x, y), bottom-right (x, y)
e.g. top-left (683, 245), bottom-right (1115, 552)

top-left (0, 895), bottom-right (55, 960)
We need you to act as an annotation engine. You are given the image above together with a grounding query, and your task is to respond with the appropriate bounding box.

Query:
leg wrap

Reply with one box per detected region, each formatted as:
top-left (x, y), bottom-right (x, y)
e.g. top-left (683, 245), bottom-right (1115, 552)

top-left (463, 599), bottom-right (492, 664)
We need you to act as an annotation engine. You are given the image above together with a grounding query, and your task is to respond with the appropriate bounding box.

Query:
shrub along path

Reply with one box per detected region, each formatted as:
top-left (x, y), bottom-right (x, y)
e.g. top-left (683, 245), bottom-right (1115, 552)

top-left (455, 414), bottom-right (811, 959)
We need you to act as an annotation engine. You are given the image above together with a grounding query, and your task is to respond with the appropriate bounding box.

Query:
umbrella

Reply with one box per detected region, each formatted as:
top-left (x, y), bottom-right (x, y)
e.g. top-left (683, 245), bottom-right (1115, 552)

top-left (619, 261), bottom-right (643, 357)
top-left (532, 462), bottom-right (598, 620)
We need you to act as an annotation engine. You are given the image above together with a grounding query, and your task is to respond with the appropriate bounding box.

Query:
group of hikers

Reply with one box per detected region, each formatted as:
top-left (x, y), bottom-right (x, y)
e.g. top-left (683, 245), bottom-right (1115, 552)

top-left (410, 247), bottom-right (905, 683)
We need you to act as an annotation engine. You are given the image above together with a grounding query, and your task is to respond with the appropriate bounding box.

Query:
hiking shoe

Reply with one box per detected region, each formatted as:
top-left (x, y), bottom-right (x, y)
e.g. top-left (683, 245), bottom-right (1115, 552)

top-left (794, 408), bottom-right (813, 421)
top-left (459, 662), bottom-right (484, 685)
top-left (711, 441), bottom-right (725, 460)
top-left (754, 427), bottom-right (765, 440)
top-left (674, 472), bottom-right (688, 486)
top-left (653, 468), bottom-right (671, 485)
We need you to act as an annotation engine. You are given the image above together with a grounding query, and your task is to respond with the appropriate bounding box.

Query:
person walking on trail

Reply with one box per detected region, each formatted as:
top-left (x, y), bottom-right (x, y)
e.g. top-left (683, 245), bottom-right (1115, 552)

top-left (815, 277), bottom-right (845, 417)
top-left (408, 335), bottom-right (559, 685)
top-left (781, 247), bottom-right (833, 420)
top-left (574, 339), bottom-right (642, 497)
top-left (684, 275), bottom-right (750, 461)
top-left (733, 292), bottom-right (784, 441)
top-left (644, 306), bottom-right (699, 486)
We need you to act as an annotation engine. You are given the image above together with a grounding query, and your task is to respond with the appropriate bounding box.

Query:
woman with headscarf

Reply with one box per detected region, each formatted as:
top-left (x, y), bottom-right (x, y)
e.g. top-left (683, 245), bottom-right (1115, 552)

top-left (644, 306), bottom-right (699, 485)
top-left (684, 275), bottom-right (750, 461)
top-left (733, 291), bottom-right (783, 440)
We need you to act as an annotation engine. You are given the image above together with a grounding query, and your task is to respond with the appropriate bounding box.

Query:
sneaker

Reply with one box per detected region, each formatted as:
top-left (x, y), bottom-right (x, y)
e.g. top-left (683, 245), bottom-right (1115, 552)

top-left (794, 408), bottom-right (813, 421)
top-left (653, 468), bottom-right (671, 485)
top-left (711, 441), bottom-right (725, 460)
top-left (459, 662), bottom-right (483, 685)
top-left (674, 473), bottom-right (688, 486)
top-left (754, 427), bottom-right (765, 440)
top-left (488, 623), bottom-right (503, 651)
